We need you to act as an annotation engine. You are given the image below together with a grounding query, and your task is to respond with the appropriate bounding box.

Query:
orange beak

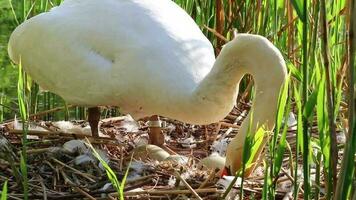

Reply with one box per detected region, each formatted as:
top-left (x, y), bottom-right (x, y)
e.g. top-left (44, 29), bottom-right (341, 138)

top-left (220, 166), bottom-right (230, 177)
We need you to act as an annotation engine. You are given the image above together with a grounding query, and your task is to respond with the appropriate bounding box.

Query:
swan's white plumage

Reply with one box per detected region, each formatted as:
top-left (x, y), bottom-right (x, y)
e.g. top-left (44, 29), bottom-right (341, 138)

top-left (8, 0), bottom-right (215, 120)
top-left (8, 0), bottom-right (288, 174)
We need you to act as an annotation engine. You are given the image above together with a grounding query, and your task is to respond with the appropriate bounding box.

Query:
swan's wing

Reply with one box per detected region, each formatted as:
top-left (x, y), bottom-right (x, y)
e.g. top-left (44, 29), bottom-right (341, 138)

top-left (8, 8), bottom-right (116, 105)
top-left (8, 0), bottom-right (215, 107)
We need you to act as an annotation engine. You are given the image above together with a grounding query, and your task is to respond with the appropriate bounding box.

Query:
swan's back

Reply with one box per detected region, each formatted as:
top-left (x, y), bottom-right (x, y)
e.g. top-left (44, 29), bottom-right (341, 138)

top-left (8, 0), bottom-right (215, 118)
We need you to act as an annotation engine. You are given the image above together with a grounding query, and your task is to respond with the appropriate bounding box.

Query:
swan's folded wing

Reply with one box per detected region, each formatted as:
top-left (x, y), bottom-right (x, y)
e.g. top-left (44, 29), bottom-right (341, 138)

top-left (7, 0), bottom-right (216, 107)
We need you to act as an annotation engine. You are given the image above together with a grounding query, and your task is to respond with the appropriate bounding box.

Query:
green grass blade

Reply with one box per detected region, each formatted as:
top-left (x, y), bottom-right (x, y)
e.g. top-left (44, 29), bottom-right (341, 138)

top-left (273, 99), bottom-right (291, 176)
top-left (290, 0), bottom-right (305, 22)
top-left (0, 181), bottom-right (7, 200)
top-left (273, 74), bottom-right (290, 175)
top-left (334, 0), bottom-right (356, 198)
top-left (8, 0), bottom-right (19, 25)
top-left (246, 127), bottom-right (265, 167)
top-left (275, 74), bottom-right (290, 139)
top-left (120, 154), bottom-right (133, 197)
top-left (17, 60), bottom-right (27, 121)
top-left (303, 88), bottom-right (318, 122)
top-left (85, 138), bottom-right (124, 200)
top-left (262, 160), bottom-right (269, 200)
top-left (17, 59), bottom-right (29, 200)
top-left (287, 62), bottom-right (302, 82)
top-left (293, 84), bottom-right (303, 198)
top-left (320, 0), bottom-right (338, 191)
top-left (20, 153), bottom-right (28, 200)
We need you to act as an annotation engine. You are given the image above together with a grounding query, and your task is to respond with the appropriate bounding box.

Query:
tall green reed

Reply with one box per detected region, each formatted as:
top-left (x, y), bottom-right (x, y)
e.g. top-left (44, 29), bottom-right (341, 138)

top-left (293, 82), bottom-right (303, 199)
top-left (17, 60), bottom-right (29, 200)
top-left (320, 0), bottom-right (338, 192)
top-left (261, 74), bottom-right (290, 199)
top-left (291, 0), bottom-right (312, 198)
top-left (301, 0), bottom-right (310, 198)
top-left (335, 1), bottom-right (356, 198)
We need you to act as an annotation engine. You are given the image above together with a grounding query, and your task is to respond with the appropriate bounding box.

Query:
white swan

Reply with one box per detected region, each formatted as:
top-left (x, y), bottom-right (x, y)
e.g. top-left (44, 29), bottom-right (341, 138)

top-left (8, 0), bottom-right (287, 175)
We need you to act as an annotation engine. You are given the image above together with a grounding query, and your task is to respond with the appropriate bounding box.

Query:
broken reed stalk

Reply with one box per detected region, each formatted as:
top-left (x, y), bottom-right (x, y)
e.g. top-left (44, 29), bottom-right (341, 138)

top-left (119, 188), bottom-right (223, 196)
top-left (0, 105), bottom-right (75, 124)
top-left (73, 187), bottom-right (96, 200)
top-left (29, 105), bottom-right (75, 119)
top-left (51, 158), bottom-right (96, 182)
top-left (203, 25), bottom-right (229, 43)
top-left (198, 170), bottom-right (216, 189)
top-left (215, 0), bottom-right (225, 52)
top-left (174, 170), bottom-right (203, 200)
top-left (320, 0), bottom-right (338, 192)
top-left (8, 129), bottom-right (120, 147)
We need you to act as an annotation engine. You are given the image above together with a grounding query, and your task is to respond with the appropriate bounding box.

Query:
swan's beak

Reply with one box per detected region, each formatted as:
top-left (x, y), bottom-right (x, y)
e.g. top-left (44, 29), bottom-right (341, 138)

top-left (221, 166), bottom-right (231, 177)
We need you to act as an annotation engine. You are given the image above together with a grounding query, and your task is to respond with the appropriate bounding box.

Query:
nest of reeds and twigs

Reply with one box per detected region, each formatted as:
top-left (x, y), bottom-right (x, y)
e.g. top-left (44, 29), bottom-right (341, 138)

top-left (0, 101), bottom-right (344, 200)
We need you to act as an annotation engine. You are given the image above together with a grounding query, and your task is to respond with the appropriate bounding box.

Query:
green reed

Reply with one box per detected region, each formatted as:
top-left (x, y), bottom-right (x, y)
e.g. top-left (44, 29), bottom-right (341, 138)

top-left (0, 181), bottom-right (7, 200)
top-left (86, 139), bottom-right (130, 200)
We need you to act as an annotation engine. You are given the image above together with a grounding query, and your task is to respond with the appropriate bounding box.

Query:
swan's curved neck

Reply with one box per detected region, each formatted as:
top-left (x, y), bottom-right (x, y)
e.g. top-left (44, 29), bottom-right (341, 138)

top-left (190, 35), bottom-right (287, 130)
top-left (192, 34), bottom-right (287, 175)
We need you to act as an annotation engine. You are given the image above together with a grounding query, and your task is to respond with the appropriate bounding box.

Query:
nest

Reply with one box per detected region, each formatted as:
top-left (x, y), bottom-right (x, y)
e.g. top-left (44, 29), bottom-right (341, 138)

top-left (0, 103), bottom-right (316, 200)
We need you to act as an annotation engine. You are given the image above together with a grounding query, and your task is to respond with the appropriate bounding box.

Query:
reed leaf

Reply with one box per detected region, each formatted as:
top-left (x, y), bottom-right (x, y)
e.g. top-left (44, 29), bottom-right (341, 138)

top-left (0, 181), bottom-right (7, 200)
top-left (334, 0), bottom-right (356, 198)
top-left (290, 0), bottom-right (305, 22)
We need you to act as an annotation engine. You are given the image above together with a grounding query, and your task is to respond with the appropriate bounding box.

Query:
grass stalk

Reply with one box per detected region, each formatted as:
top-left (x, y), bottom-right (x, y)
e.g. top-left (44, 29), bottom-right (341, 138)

top-left (215, 0), bottom-right (224, 52)
top-left (239, 111), bottom-right (255, 199)
top-left (17, 60), bottom-right (29, 200)
top-left (262, 159), bottom-right (269, 200)
top-left (267, 75), bottom-right (290, 198)
top-left (334, 0), bottom-right (356, 198)
top-left (320, 0), bottom-right (338, 193)
top-left (301, 0), bottom-right (310, 198)
top-left (320, 0), bottom-right (338, 194)
top-left (294, 83), bottom-right (303, 199)
top-left (315, 152), bottom-right (321, 200)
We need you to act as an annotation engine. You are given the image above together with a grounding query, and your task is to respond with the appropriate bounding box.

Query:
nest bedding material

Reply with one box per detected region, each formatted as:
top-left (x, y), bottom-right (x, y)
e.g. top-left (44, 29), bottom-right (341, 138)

top-left (0, 105), bottom-right (317, 199)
